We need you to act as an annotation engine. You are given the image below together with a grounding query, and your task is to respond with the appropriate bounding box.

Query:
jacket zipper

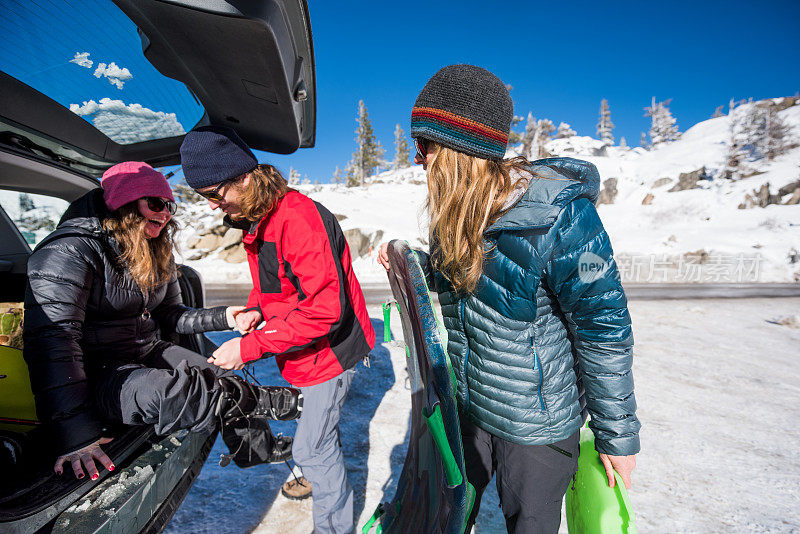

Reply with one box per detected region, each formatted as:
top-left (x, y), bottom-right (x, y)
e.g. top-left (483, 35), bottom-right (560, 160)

top-left (532, 337), bottom-right (545, 410)
top-left (460, 299), bottom-right (470, 409)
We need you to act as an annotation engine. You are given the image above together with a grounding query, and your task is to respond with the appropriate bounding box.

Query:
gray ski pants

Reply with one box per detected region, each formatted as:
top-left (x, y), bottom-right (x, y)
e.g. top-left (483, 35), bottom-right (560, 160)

top-left (462, 417), bottom-right (580, 534)
top-left (93, 342), bottom-right (230, 435)
top-left (292, 367), bottom-right (356, 534)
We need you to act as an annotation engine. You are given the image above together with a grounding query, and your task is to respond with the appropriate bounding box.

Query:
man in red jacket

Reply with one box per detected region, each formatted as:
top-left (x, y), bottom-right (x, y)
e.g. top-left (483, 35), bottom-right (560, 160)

top-left (181, 126), bottom-right (375, 534)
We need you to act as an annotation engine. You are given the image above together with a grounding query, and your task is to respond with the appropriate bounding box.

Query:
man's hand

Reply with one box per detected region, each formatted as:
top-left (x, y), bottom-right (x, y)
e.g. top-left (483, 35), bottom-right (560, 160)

top-left (599, 453), bottom-right (636, 489)
top-left (54, 436), bottom-right (115, 480)
top-left (225, 306), bottom-right (246, 329)
top-left (209, 337), bottom-right (245, 370)
top-left (234, 308), bottom-right (262, 334)
top-left (377, 242), bottom-right (390, 271)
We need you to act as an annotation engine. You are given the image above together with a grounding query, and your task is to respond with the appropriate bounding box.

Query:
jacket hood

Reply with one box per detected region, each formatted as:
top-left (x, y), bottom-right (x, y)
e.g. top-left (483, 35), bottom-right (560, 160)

top-left (57, 188), bottom-right (111, 234)
top-left (486, 157), bottom-right (600, 234)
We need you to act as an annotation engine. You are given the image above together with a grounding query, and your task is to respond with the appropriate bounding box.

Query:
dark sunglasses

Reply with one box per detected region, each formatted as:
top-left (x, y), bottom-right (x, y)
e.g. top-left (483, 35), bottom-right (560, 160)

top-left (195, 174), bottom-right (244, 203)
top-left (413, 137), bottom-right (428, 160)
top-left (144, 197), bottom-right (177, 215)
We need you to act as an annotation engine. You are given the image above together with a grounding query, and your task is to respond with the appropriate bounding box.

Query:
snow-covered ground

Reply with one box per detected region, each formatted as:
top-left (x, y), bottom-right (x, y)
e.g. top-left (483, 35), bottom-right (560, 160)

top-left (167, 298), bottom-right (800, 533)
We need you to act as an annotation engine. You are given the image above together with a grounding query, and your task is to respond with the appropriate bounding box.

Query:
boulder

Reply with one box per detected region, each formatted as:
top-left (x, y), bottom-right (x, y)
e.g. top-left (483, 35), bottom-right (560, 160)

top-left (194, 234), bottom-right (222, 250)
top-left (344, 228), bottom-right (371, 258)
top-left (596, 178), bottom-right (618, 205)
top-left (738, 182), bottom-right (784, 209)
top-left (778, 180), bottom-right (800, 198)
top-left (186, 235), bottom-right (201, 248)
top-left (334, 213), bottom-right (348, 222)
top-left (210, 225), bottom-right (229, 237)
top-left (668, 167), bottom-right (709, 192)
top-left (784, 189), bottom-right (800, 206)
top-left (219, 228), bottom-right (243, 250)
top-left (652, 177), bottom-right (672, 188)
top-left (642, 193), bottom-right (654, 205)
top-left (683, 249), bottom-right (710, 264)
top-left (220, 243), bottom-right (247, 263)
top-left (187, 249), bottom-right (211, 261)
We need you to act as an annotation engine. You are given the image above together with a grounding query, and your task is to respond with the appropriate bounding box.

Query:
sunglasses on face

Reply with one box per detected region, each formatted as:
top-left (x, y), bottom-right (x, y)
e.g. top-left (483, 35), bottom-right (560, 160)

top-left (413, 137), bottom-right (428, 160)
top-left (195, 174), bottom-right (244, 203)
top-left (145, 197), bottom-right (177, 215)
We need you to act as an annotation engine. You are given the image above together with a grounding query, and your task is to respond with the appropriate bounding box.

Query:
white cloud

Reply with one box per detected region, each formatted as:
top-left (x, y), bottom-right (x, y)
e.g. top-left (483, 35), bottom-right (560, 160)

top-left (69, 98), bottom-right (185, 144)
top-left (92, 61), bottom-right (133, 90)
top-left (69, 52), bottom-right (93, 68)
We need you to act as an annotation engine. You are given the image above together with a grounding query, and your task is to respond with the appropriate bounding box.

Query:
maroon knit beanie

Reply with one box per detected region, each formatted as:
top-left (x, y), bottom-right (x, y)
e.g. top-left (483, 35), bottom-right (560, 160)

top-left (101, 161), bottom-right (174, 212)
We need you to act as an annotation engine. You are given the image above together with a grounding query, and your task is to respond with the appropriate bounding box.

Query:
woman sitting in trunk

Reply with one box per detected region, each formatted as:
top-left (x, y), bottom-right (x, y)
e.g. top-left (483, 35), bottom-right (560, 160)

top-left (23, 162), bottom-right (301, 481)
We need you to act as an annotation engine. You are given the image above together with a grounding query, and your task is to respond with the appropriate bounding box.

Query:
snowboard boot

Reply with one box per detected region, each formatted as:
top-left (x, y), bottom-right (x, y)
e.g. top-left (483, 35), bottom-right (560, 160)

top-left (217, 376), bottom-right (303, 421)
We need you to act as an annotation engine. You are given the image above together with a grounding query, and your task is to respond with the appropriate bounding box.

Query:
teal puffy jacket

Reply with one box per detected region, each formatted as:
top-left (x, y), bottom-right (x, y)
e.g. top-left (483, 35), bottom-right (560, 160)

top-left (421, 157), bottom-right (640, 456)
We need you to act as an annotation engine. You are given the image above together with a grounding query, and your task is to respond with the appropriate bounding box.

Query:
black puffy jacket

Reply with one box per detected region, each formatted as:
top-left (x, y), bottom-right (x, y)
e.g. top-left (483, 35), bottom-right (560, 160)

top-left (23, 189), bottom-right (229, 454)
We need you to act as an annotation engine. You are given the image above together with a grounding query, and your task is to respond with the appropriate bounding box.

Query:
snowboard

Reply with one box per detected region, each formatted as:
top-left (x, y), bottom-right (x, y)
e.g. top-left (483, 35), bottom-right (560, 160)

top-left (362, 240), bottom-right (474, 534)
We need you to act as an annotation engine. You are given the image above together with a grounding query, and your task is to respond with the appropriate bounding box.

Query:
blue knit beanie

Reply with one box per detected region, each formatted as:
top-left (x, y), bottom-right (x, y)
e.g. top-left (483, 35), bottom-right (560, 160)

top-left (180, 126), bottom-right (258, 189)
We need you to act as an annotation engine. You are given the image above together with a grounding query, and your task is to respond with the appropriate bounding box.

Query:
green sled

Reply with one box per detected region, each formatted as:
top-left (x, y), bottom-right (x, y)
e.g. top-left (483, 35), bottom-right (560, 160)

top-left (566, 425), bottom-right (637, 534)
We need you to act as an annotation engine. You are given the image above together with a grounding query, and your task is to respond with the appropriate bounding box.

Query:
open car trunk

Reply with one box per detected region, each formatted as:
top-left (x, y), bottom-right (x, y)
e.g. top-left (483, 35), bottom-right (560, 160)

top-left (0, 266), bottom-right (219, 534)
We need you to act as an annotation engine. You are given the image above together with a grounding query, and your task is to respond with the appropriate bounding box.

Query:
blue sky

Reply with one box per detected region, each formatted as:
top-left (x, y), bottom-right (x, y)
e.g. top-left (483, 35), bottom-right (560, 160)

top-left (2, 1), bottom-right (798, 183)
top-left (268, 0), bottom-right (800, 181)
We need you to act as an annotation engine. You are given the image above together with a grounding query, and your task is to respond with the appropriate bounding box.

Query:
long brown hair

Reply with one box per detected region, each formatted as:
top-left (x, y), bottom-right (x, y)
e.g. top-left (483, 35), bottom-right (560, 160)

top-left (103, 203), bottom-right (179, 291)
top-left (426, 143), bottom-right (531, 294)
top-left (238, 163), bottom-right (290, 222)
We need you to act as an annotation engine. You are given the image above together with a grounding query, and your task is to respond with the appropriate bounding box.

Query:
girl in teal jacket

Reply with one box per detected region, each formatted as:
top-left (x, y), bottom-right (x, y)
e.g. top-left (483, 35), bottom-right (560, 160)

top-left (379, 64), bottom-right (640, 533)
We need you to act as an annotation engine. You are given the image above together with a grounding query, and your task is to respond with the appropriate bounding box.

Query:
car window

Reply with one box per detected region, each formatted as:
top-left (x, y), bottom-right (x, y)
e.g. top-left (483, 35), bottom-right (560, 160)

top-left (0, 2), bottom-right (205, 145)
top-left (0, 190), bottom-right (69, 249)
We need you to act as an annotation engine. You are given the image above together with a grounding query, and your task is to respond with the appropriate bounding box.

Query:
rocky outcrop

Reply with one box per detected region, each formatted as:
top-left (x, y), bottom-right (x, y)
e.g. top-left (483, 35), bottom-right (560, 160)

top-left (343, 228), bottom-right (385, 258)
top-left (596, 177), bottom-right (618, 205)
top-left (668, 167), bottom-right (709, 192)
top-left (652, 177), bottom-right (672, 188)
top-left (184, 223), bottom-right (246, 263)
top-left (642, 193), bottom-right (654, 205)
top-left (738, 181), bottom-right (800, 209)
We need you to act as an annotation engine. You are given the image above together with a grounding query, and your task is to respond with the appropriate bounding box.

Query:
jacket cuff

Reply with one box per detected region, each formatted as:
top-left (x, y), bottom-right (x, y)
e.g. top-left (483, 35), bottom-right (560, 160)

top-left (239, 334), bottom-right (262, 363)
top-left (594, 433), bottom-right (640, 456)
top-left (210, 306), bottom-right (230, 330)
top-left (51, 412), bottom-right (105, 455)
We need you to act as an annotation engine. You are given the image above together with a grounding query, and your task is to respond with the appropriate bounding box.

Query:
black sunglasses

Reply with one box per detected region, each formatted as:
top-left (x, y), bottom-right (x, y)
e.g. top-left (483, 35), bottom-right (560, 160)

top-left (413, 137), bottom-right (428, 160)
top-left (195, 174), bottom-right (245, 203)
top-left (144, 197), bottom-right (177, 215)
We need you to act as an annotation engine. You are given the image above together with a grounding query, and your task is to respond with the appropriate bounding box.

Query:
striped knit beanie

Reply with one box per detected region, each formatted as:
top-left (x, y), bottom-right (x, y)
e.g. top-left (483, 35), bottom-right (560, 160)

top-left (410, 64), bottom-right (513, 160)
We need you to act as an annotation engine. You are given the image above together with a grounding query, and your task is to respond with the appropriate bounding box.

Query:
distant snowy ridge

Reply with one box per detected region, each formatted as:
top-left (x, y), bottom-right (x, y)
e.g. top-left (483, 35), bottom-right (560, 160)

top-left (174, 98), bottom-right (800, 284)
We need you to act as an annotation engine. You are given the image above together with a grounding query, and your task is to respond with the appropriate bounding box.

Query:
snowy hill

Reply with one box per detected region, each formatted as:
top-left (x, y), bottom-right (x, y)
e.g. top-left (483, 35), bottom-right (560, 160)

top-left (178, 97), bottom-right (800, 285)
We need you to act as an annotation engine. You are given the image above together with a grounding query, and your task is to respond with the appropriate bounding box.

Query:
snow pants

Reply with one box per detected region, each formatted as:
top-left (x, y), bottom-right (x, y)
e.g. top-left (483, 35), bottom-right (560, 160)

top-left (93, 342), bottom-right (231, 436)
top-left (461, 417), bottom-right (580, 534)
top-left (292, 367), bottom-right (356, 534)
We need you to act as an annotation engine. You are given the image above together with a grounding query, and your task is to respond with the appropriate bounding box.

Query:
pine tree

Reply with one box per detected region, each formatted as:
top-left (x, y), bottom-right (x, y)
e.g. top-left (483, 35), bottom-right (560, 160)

top-left (331, 166), bottom-right (342, 185)
top-left (350, 100), bottom-right (385, 186)
top-left (619, 136), bottom-right (627, 148)
top-left (640, 132), bottom-right (649, 149)
top-left (556, 122), bottom-right (576, 139)
top-left (597, 99), bottom-right (615, 146)
top-left (712, 105), bottom-right (725, 118)
top-left (762, 105), bottom-right (792, 161)
top-left (288, 166), bottom-right (300, 186)
top-left (392, 124), bottom-right (411, 169)
top-left (521, 112), bottom-right (536, 158)
top-left (644, 97), bottom-right (680, 146)
top-left (521, 114), bottom-right (555, 159)
top-left (725, 99), bottom-right (794, 179)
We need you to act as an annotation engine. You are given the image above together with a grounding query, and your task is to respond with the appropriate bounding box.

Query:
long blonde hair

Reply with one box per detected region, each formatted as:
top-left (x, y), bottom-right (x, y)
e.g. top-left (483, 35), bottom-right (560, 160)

top-left (103, 203), bottom-right (179, 291)
top-left (426, 143), bottom-right (530, 293)
top-left (238, 163), bottom-right (290, 222)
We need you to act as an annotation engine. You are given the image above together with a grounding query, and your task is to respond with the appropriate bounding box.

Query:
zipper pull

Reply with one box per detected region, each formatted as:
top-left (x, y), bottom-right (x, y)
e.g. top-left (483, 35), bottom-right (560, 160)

top-left (142, 307), bottom-right (151, 320)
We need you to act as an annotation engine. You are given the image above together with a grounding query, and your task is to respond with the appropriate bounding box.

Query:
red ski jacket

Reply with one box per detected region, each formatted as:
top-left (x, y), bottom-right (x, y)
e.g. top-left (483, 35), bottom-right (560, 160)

top-left (238, 190), bottom-right (375, 386)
